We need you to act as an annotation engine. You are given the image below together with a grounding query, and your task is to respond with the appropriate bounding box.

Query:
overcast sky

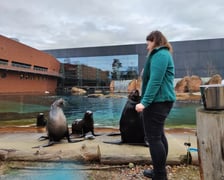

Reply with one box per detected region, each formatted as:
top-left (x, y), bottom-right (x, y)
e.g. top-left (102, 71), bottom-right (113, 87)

top-left (1, 0), bottom-right (224, 50)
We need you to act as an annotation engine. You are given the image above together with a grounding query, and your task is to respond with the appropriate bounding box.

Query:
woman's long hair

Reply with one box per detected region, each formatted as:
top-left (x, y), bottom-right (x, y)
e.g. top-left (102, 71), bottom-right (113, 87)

top-left (146, 30), bottom-right (173, 53)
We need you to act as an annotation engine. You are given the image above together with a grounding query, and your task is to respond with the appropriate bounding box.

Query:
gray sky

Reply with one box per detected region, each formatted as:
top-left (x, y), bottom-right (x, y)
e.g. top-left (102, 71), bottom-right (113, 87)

top-left (1, 0), bottom-right (224, 50)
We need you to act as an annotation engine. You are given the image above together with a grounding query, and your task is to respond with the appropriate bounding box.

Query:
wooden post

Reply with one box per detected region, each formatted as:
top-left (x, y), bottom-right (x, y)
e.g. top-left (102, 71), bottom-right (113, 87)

top-left (197, 107), bottom-right (224, 180)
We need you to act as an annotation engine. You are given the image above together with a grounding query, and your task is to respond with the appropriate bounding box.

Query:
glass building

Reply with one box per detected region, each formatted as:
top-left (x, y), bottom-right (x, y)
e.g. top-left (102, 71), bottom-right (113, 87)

top-left (44, 38), bottom-right (224, 89)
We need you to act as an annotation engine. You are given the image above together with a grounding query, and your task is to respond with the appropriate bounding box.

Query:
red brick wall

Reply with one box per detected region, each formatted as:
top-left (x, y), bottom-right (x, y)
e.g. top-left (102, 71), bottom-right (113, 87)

top-left (0, 35), bottom-right (60, 93)
top-left (0, 71), bottom-right (57, 93)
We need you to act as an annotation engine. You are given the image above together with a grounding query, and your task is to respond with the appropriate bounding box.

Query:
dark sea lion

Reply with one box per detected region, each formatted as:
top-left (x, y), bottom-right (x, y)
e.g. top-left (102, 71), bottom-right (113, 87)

top-left (36, 113), bottom-right (46, 127)
top-left (33, 98), bottom-right (83, 148)
top-left (104, 90), bottom-right (147, 146)
top-left (72, 110), bottom-right (99, 138)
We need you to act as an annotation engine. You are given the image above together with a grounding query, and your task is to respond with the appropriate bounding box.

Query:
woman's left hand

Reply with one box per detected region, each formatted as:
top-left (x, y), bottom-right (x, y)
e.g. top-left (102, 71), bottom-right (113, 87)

top-left (135, 103), bottom-right (145, 112)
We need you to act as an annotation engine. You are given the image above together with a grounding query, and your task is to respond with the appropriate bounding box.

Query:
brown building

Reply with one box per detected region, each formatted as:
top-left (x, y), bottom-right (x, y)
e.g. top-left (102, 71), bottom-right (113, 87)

top-left (0, 35), bottom-right (61, 94)
top-left (63, 63), bottom-right (109, 87)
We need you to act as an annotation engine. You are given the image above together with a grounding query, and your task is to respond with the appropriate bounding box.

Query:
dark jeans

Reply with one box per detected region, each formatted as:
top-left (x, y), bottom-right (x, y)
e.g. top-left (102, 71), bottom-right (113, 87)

top-left (142, 101), bottom-right (173, 180)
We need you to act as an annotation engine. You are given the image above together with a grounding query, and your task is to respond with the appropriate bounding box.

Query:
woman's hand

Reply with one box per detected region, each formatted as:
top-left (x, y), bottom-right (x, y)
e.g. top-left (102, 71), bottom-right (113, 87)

top-left (135, 103), bottom-right (145, 112)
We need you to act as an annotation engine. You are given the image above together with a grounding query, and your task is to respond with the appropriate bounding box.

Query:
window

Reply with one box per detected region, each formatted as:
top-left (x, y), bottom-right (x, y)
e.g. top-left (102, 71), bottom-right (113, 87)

top-left (33, 65), bottom-right (48, 72)
top-left (58, 54), bottom-right (138, 80)
top-left (12, 61), bottom-right (31, 69)
top-left (0, 59), bottom-right (8, 65)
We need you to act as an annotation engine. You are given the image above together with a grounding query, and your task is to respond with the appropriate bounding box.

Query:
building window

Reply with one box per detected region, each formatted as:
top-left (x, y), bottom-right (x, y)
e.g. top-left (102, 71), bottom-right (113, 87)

top-left (0, 59), bottom-right (8, 65)
top-left (12, 61), bottom-right (31, 69)
top-left (33, 65), bottom-right (48, 72)
top-left (58, 54), bottom-right (138, 87)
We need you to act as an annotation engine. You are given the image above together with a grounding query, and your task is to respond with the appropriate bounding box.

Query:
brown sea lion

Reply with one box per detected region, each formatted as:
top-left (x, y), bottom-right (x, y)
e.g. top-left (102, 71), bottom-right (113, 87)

top-left (72, 110), bottom-right (99, 138)
top-left (33, 98), bottom-right (83, 148)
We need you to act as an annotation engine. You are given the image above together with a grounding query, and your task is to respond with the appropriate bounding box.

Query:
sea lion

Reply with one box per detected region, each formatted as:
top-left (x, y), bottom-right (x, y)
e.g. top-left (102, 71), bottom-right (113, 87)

top-left (33, 98), bottom-right (83, 148)
top-left (104, 90), bottom-right (147, 146)
top-left (72, 110), bottom-right (98, 138)
top-left (36, 113), bottom-right (46, 127)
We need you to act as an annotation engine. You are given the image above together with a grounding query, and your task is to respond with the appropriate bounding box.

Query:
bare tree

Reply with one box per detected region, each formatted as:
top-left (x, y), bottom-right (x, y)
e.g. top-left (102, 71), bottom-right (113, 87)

top-left (111, 59), bottom-right (122, 80)
top-left (184, 61), bottom-right (192, 76)
top-left (205, 59), bottom-right (218, 77)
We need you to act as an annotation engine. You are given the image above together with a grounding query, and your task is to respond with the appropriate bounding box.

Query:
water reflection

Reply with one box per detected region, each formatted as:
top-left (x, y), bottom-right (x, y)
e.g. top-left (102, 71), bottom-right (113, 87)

top-left (0, 94), bottom-right (202, 127)
top-left (64, 95), bottom-right (126, 126)
top-left (167, 101), bottom-right (199, 126)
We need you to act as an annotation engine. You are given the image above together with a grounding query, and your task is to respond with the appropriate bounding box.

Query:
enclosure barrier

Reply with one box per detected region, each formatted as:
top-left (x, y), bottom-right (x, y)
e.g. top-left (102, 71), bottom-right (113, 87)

top-left (196, 108), bottom-right (224, 180)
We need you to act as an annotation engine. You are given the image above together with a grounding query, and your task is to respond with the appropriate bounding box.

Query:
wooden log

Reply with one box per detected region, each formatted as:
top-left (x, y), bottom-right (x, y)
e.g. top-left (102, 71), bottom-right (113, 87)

top-left (80, 144), bottom-right (101, 162)
top-left (100, 155), bottom-right (150, 165)
top-left (196, 108), bottom-right (224, 180)
top-left (0, 144), bottom-right (101, 162)
top-left (100, 155), bottom-right (183, 165)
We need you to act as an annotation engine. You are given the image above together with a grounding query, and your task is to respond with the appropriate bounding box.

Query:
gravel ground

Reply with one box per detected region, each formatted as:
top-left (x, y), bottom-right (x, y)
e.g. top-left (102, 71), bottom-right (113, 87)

top-left (0, 161), bottom-right (200, 180)
top-left (87, 164), bottom-right (200, 180)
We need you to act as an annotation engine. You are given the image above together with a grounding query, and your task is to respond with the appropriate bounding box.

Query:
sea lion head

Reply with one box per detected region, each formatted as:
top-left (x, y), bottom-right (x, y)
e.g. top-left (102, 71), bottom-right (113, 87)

top-left (51, 98), bottom-right (65, 109)
top-left (128, 90), bottom-right (140, 102)
top-left (84, 110), bottom-right (93, 120)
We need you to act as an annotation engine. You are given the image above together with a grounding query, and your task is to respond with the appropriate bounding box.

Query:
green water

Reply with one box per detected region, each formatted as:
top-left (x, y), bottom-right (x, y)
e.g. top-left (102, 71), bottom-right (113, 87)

top-left (0, 94), bottom-right (200, 178)
top-left (0, 94), bottom-right (202, 128)
top-left (0, 100), bottom-right (49, 113)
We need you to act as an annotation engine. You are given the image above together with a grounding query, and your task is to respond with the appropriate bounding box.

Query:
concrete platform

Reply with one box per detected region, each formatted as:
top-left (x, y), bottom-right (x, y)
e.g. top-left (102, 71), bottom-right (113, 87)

top-left (0, 127), bottom-right (198, 165)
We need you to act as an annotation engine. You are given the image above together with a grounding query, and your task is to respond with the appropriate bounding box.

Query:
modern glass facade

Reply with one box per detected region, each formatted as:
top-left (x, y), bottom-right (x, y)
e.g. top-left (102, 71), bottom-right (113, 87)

top-left (58, 54), bottom-right (138, 81)
top-left (44, 38), bottom-right (224, 89)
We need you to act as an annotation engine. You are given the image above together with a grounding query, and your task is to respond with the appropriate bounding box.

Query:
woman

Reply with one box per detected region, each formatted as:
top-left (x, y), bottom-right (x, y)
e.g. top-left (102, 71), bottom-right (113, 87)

top-left (135, 30), bottom-right (176, 180)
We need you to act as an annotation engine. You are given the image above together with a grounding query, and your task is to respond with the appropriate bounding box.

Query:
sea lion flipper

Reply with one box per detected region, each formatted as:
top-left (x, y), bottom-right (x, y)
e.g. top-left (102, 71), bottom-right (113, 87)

top-left (103, 140), bottom-right (123, 145)
top-left (103, 140), bottom-right (148, 147)
top-left (69, 139), bottom-right (85, 143)
top-left (42, 141), bottom-right (55, 147)
top-left (38, 135), bottom-right (49, 141)
top-left (93, 133), bottom-right (103, 136)
top-left (106, 132), bottom-right (121, 136)
top-left (32, 141), bottom-right (55, 148)
top-left (91, 131), bottom-right (103, 136)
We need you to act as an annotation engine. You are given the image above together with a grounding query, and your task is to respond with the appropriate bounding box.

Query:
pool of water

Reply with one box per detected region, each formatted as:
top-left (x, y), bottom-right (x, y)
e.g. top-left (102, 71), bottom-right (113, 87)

top-left (0, 93), bottom-right (202, 127)
top-left (0, 162), bottom-right (87, 180)
top-left (0, 94), bottom-right (201, 178)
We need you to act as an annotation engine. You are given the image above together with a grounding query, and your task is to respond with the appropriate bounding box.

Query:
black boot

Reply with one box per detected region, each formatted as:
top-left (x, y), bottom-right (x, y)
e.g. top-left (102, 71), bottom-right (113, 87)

top-left (143, 169), bottom-right (168, 180)
top-left (143, 169), bottom-right (154, 178)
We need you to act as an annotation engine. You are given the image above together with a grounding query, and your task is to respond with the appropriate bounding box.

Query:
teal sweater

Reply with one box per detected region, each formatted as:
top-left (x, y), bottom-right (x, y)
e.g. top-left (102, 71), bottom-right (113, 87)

top-left (141, 46), bottom-right (176, 107)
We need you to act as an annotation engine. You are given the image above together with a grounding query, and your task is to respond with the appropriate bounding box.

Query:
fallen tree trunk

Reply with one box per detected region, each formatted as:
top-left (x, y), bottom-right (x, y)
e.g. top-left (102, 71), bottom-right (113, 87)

top-left (0, 144), bottom-right (101, 162)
